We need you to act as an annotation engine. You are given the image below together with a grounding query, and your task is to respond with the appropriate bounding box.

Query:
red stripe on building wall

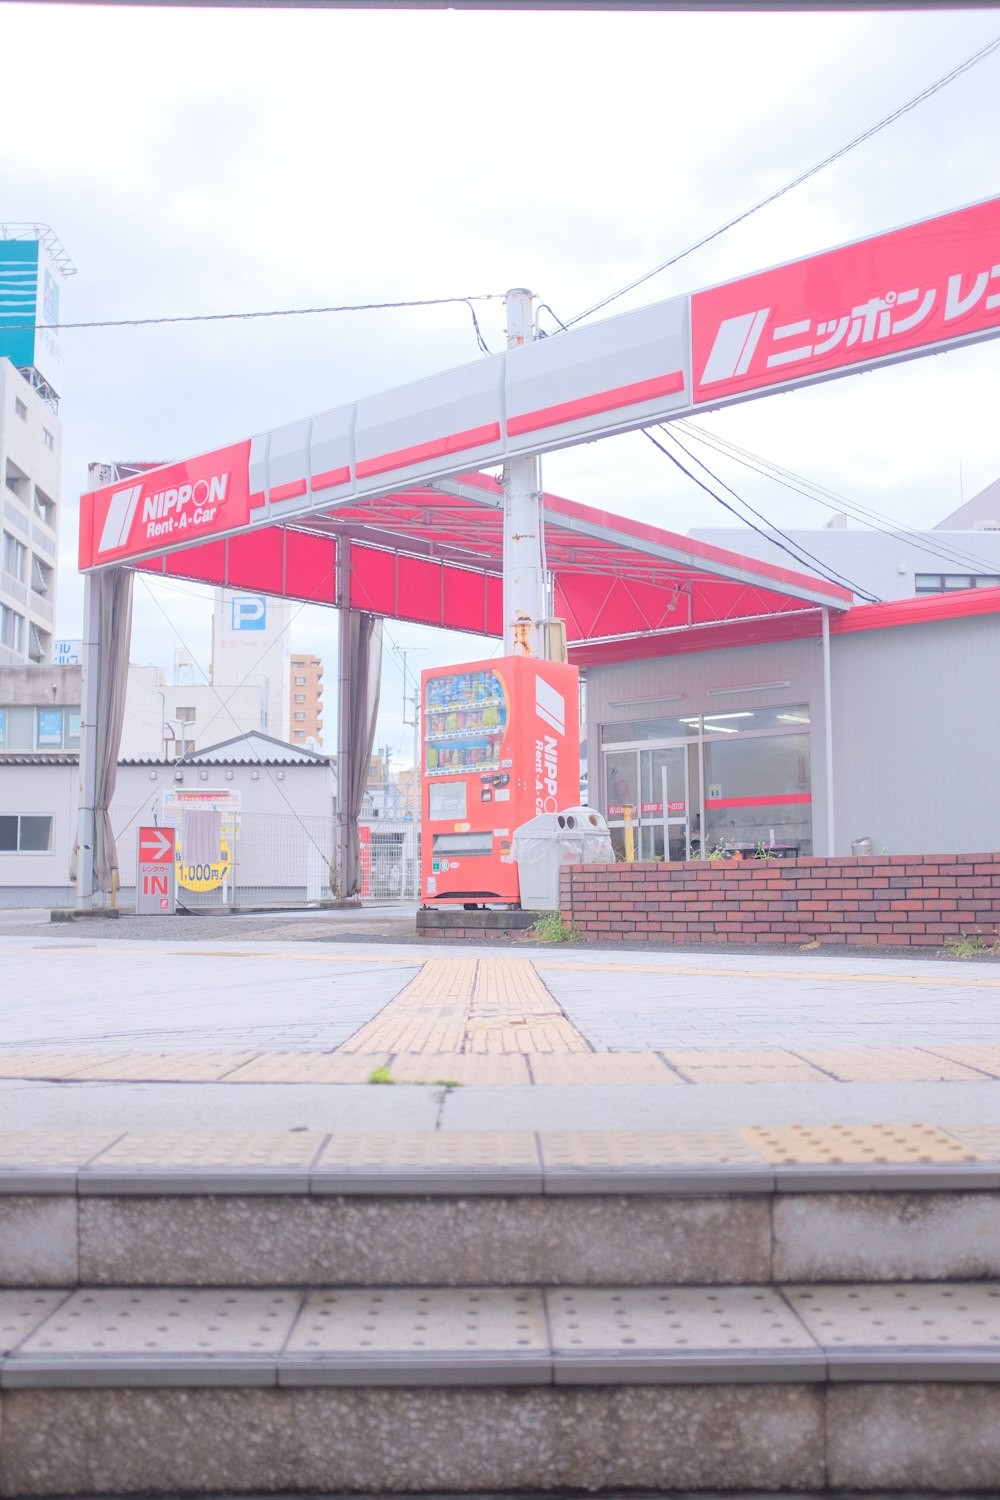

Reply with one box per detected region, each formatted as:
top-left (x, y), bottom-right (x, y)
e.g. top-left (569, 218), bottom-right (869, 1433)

top-left (356, 422), bottom-right (502, 480)
top-left (507, 372), bottom-right (686, 437)
top-left (705, 793), bottom-right (812, 810)
top-left (311, 466), bottom-right (351, 491)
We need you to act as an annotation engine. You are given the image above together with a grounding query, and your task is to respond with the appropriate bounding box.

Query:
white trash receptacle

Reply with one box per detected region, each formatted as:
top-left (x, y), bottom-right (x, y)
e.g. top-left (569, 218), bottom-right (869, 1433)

top-left (511, 807), bottom-right (614, 911)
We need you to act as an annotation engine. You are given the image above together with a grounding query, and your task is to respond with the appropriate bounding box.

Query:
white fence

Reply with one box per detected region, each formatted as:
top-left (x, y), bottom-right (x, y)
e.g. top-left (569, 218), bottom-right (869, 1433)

top-left (111, 804), bottom-right (418, 908)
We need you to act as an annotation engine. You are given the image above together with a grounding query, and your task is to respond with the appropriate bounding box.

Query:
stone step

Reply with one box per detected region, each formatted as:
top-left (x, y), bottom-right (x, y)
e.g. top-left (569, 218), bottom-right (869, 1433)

top-left (2, 1284), bottom-right (1000, 1494)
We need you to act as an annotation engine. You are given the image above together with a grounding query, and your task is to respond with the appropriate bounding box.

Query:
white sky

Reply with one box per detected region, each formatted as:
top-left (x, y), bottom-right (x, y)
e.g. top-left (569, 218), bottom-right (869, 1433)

top-left (4, 1), bottom-right (1000, 760)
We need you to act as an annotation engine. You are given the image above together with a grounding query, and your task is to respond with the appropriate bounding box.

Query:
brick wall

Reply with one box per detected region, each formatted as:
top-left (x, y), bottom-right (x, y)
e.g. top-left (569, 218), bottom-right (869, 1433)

top-left (559, 854), bottom-right (1000, 948)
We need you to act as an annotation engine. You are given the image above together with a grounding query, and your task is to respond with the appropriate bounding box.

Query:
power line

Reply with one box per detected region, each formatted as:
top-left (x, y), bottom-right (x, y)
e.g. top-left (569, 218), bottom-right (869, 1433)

top-left (0, 291), bottom-right (503, 334)
top-left (658, 425), bottom-right (881, 601)
top-left (674, 419), bottom-right (1000, 577)
top-left (641, 427), bottom-right (880, 603)
top-left (565, 30), bottom-right (1000, 328)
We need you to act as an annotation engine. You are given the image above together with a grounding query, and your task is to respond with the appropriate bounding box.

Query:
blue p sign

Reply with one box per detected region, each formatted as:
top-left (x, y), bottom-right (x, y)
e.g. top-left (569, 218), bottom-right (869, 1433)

top-left (232, 595), bottom-right (266, 631)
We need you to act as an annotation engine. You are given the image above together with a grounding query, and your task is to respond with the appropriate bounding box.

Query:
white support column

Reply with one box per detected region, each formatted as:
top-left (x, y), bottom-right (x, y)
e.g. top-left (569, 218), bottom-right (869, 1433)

top-left (502, 288), bottom-right (546, 659)
top-left (76, 572), bottom-right (101, 908)
top-left (822, 606), bottom-right (835, 856)
top-left (335, 540), bottom-right (351, 901)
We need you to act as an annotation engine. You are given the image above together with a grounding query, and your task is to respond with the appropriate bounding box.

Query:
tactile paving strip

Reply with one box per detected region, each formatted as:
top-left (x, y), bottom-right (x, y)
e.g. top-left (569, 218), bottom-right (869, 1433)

top-left (66, 1053), bottom-right (257, 1082)
top-left (386, 1052), bottom-right (531, 1086)
top-left (793, 1048), bottom-right (989, 1082)
top-left (0, 1132), bottom-right (120, 1167)
top-left (785, 1283), bottom-right (1000, 1348)
top-left (315, 1132), bottom-right (540, 1171)
top-left (0, 1053), bottom-right (117, 1079)
top-left (664, 1049), bottom-right (829, 1085)
top-left (921, 1045), bottom-right (1000, 1076)
top-left (529, 1053), bottom-right (679, 1085)
top-left (286, 1289), bottom-right (547, 1355)
top-left (222, 1053), bottom-right (389, 1084)
top-left (742, 1123), bottom-right (982, 1164)
top-left (340, 959), bottom-right (589, 1057)
top-left (539, 1130), bottom-right (765, 1169)
top-left (0, 1293), bottom-right (68, 1354)
top-left (88, 1132), bottom-right (327, 1169)
top-left (15, 1289), bottom-right (301, 1357)
top-left (546, 1286), bottom-right (816, 1353)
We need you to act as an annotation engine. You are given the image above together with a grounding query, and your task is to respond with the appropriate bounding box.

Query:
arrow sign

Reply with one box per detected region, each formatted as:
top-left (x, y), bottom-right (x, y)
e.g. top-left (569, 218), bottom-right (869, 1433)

top-left (139, 827), bottom-right (174, 863)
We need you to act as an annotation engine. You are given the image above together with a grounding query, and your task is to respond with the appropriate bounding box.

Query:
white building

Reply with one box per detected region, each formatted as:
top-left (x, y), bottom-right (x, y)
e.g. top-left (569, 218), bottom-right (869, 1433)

top-left (0, 227), bottom-right (72, 668)
top-left (0, 361), bottom-right (62, 666)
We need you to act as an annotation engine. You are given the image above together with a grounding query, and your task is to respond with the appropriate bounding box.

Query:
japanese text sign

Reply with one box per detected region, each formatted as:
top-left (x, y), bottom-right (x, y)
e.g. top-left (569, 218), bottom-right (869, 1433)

top-left (692, 197), bottom-right (1000, 405)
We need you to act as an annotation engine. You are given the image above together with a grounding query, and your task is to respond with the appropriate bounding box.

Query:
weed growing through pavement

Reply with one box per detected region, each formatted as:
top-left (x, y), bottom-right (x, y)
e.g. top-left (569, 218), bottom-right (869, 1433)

top-left (367, 1065), bottom-right (396, 1084)
top-left (941, 932), bottom-right (1000, 960)
top-left (531, 912), bottom-right (580, 943)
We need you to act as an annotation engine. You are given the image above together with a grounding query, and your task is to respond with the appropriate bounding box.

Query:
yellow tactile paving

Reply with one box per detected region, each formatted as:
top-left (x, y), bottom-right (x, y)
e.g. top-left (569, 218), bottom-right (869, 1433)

top-left (387, 1052), bottom-right (532, 1086)
top-left (539, 1129), bottom-right (765, 1168)
top-left (742, 1123), bottom-right (983, 1165)
top-left (919, 1045), bottom-right (1000, 1076)
top-left (65, 1052), bottom-right (257, 1082)
top-left (316, 1132), bottom-right (539, 1170)
top-left (794, 1047), bottom-right (990, 1082)
top-left (90, 1131), bottom-right (327, 1168)
top-left (0, 1054), bottom-right (119, 1079)
top-left (664, 1049), bottom-right (830, 1085)
top-left (528, 1053), bottom-right (681, 1086)
top-left (537, 959), bottom-right (1000, 990)
top-left (340, 958), bottom-right (589, 1057)
top-left (0, 1131), bottom-right (122, 1166)
top-left (222, 1053), bottom-right (390, 1084)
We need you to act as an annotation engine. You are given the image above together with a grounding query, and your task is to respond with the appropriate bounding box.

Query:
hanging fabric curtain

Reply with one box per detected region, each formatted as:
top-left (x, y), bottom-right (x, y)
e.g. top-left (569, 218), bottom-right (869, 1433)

top-left (71, 567), bottom-right (134, 897)
top-left (342, 611), bottom-right (383, 897)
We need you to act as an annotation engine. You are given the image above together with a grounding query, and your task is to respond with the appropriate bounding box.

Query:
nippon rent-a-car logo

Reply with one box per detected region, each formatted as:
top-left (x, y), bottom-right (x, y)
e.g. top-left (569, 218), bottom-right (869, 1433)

top-left (534, 677), bottom-right (566, 816)
top-left (97, 472), bottom-right (231, 556)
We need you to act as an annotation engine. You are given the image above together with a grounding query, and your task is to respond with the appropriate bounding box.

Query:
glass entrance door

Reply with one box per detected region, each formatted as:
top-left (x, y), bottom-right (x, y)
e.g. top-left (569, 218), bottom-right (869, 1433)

top-left (640, 745), bottom-right (690, 861)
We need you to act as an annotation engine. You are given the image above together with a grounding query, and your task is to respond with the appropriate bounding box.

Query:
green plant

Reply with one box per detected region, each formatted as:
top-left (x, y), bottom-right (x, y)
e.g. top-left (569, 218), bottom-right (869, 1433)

top-left (367, 1065), bottom-right (396, 1084)
top-left (941, 932), bottom-right (1000, 960)
top-left (531, 911), bottom-right (580, 943)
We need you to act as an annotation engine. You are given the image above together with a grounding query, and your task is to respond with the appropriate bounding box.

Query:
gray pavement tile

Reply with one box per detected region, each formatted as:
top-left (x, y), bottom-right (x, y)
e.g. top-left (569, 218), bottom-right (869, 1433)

top-left (13, 1288), bottom-right (303, 1357)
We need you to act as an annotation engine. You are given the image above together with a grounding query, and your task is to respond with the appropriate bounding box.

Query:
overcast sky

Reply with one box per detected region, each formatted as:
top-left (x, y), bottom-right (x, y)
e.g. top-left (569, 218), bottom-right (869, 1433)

top-left (4, 1), bottom-right (1000, 760)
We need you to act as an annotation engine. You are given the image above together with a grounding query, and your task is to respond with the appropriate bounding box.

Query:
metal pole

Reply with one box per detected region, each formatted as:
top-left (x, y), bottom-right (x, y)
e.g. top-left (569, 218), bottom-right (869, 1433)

top-left (502, 288), bottom-right (546, 660)
top-left (822, 606), bottom-right (835, 856)
top-left (335, 541), bottom-right (352, 900)
top-left (76, 572), bottom-right (101, 908)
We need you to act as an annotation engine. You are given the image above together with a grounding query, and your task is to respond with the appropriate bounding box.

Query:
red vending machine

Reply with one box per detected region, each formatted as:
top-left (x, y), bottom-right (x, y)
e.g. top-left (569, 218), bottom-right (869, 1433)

top-left (421, 655), bottom-right (580, 906)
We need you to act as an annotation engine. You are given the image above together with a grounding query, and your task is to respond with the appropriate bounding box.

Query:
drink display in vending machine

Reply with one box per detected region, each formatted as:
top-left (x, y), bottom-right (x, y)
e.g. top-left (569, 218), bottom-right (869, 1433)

top-left (421, 655), bottom-right (580, 906)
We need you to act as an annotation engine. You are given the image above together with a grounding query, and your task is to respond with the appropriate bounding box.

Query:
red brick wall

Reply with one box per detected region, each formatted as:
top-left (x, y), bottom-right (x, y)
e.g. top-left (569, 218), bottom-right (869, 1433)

top-left (559, 854), bottom-right (1000, 948)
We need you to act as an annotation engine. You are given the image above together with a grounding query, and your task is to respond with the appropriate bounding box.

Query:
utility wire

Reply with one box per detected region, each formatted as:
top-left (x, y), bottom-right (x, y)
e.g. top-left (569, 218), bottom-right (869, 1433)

top-left (642, 428), bottom-right (880, 604)
top-left (566, 30), bottom-right (1000, 328)
top-left (658, 425), bottom-right (881, 602)
top-left (0, 291), bottom-right (503, 334)
top-left (674, 419), bottom-right (1000, 578)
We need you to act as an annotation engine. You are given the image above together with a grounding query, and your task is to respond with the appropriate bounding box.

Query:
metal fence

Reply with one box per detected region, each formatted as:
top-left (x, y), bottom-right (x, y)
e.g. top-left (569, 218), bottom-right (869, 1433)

top-left (111, 804), bottom-right (419, 908)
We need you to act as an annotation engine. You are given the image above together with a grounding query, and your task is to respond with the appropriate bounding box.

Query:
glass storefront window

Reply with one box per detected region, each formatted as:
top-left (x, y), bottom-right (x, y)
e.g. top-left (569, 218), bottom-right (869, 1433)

top-left (704, 732), bottom-right (811, 857)
top-left (601, 716), bottom-right (697, 744)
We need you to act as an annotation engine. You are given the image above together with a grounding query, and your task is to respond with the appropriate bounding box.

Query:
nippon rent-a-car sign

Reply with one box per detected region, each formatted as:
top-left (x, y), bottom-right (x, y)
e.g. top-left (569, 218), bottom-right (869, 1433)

top-left (691, 196), bottom-right (1000, 405)
top-left (78, 196), bottom-right (1000, 571)
top-left (80, 442), bottom-right (252, 568)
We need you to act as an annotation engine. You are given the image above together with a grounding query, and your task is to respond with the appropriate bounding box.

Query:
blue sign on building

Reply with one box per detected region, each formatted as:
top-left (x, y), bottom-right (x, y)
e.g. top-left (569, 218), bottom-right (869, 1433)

top-left (232, 595), bottom-right (267, 631)
top-left (0, 241), bottom-right (40, 371)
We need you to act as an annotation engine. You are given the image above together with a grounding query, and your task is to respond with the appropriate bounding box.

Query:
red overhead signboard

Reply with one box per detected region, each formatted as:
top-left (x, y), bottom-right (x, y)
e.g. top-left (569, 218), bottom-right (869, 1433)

top-left (80, 441), bottom-right (252, 571)
top-left (691, 197), bottom-right (1000, 406)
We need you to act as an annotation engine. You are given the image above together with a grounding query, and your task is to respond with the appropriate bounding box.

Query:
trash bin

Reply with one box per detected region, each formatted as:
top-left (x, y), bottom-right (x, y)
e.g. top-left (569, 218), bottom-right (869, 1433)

top-left (511, 807), bottom-right (615, 911)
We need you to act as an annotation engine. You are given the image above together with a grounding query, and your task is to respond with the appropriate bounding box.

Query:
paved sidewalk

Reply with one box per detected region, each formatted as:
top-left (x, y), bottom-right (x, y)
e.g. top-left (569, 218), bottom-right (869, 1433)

top-left (1, 930), bottom-right (1000, 1135)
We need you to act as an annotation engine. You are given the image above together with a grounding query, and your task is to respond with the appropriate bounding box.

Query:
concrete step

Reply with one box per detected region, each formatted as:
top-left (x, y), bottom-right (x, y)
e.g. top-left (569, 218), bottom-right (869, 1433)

top-left (4, 1141), bottom-right (1000, 1287)
top-left (2, 1283), bottom-right (1000, 1494)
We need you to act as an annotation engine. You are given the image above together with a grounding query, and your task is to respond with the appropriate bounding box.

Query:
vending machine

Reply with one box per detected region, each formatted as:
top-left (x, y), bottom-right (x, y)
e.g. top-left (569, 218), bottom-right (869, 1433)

top-left (421, 655), bottom-right (580, 906)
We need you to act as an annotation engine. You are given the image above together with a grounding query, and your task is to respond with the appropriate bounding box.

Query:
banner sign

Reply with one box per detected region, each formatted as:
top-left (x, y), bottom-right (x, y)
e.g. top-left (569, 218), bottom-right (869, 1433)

top-left (78, 196), bottom-right (1000, 573)
top-left (80, 441), bottom-right (251, 569)
top-left (691, 196), bottom-right (1000, 405)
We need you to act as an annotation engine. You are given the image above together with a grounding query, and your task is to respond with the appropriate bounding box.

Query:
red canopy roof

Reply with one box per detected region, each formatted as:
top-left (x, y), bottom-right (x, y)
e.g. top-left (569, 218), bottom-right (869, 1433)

top-left (135, 470), bottom-right (853, 650)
